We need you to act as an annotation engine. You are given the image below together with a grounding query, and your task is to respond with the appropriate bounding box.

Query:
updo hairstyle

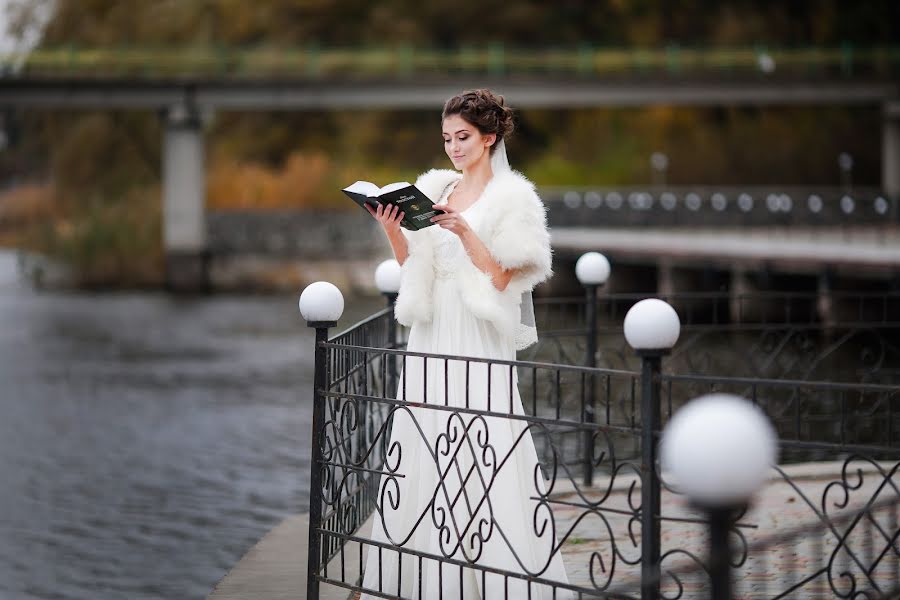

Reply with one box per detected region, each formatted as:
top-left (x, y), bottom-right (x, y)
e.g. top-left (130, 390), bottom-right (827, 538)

top-left (442, 89), bottom-right (515, 155)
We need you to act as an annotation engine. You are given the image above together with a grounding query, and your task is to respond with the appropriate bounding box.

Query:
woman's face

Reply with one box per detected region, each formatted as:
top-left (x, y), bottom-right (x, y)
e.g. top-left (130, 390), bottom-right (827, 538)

top-left (442, 114), bottom-right (496, 171)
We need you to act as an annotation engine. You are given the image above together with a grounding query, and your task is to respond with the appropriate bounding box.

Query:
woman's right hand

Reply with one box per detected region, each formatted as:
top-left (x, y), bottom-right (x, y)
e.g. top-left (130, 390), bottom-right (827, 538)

top-left (365, 202), bottom-right (405, 236)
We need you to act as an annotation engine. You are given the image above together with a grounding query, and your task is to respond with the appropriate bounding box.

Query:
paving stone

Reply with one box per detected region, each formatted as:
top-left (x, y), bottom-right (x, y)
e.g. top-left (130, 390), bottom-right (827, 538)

top-left (553, 461), bottom-right (899, 598)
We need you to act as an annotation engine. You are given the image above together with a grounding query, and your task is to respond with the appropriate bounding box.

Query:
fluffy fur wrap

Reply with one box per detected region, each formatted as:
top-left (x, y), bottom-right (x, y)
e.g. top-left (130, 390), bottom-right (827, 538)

top-left (393, 168), bottom-right (554, 348)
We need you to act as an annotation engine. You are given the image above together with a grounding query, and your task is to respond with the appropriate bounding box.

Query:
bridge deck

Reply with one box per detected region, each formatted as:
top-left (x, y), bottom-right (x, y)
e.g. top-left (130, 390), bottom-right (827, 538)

top-left (0, 77), bottom-right (896, 109)
top-left (552, 226), bottom-right (900, 272)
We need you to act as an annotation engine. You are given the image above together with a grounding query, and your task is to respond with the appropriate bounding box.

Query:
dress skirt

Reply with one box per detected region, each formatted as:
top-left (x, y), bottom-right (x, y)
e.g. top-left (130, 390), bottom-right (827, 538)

top-left (359, 272), bottom-right (571, 600)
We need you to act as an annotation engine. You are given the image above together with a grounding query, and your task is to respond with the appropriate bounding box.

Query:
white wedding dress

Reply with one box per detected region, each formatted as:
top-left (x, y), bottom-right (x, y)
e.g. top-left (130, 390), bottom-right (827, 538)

top-left (360, 180), bottom-right (571, 599)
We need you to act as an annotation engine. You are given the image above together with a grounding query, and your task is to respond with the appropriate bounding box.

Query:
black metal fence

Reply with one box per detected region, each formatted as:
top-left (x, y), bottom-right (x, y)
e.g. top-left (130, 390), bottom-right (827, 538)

top-left (604, 495), bottom-right (900, 599)
top-left (304, 289), bottom-right (900, 599)
top-left (529, 290), bottom-right (900, 383)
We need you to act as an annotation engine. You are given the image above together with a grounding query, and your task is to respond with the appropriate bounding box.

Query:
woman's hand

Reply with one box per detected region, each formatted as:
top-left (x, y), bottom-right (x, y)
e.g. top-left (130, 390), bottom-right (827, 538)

top-left (366, 202), bottom-right (409, 265)
top-left (430, 205), bottom-right (471, 237)
top-left (365, 202), bottom-right (405, 235)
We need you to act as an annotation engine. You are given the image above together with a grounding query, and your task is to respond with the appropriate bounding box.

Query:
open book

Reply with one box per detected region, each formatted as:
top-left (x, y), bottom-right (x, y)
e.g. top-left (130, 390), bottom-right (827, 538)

top-left (342, 181), bottom-right (445, 231)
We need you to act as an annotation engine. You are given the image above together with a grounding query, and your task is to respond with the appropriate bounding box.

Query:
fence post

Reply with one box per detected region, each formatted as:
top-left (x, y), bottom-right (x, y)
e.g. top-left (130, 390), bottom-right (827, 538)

top-left (385, 291), bottom-right (398, 391)
top-left (576, 252), bottom-right (610, 487)
top-left (639, 348), bottom-right (664, 599)
top-left (707, 506), bottom-right (734, 600)
top-left (583, 282), bottom-right (598, 486)
top-left (376, 259), bottom-right (402, 397)
top-left (624, 298), bottom-right (681, 600)
top-left (299, 282), bottom-right (344, 600)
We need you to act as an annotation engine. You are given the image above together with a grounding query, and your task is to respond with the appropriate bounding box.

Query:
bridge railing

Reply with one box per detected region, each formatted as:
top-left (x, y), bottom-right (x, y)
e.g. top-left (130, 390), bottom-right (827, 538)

top-left (5, 44), bottom-right (900, 79)
top-left (542, 186), bottom-right (898, 229)
top-left (204, 188), bottom-right (897, 260)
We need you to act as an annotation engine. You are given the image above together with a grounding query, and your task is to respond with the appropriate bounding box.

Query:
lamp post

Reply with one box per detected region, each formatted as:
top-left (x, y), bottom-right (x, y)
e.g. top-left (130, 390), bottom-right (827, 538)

top-left (660, 394), bottom-right (778, 600)
top-left (375, 259), bottom-right (401, 390)
top-left (299, 281), bottom-right (345, 600)
top-left (624, 298), bottom-right (681, 600)
top-left (838, 152), bottom-right (854, 194)
top-left (651, 152), bottom-right (669, 187)
top-left (575, 252), bottom-right (611, 487)
top-left (375, 258), bottom-right (401, 307)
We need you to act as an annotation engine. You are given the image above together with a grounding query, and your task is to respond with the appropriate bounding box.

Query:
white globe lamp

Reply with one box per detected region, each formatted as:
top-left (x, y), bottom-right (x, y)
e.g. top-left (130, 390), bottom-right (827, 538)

top-left (624, 298), bottom-right (680, 353)
top-left (298, 281), bottom-right (345, 326)
top-left (660, 393), bottom-right (778, 507)
top-left (575, 252), bottom-right (611, 286)
top-left (662, 393), bottom-right (779, 598)
top-left (375, 259), bottom-right (402, 295)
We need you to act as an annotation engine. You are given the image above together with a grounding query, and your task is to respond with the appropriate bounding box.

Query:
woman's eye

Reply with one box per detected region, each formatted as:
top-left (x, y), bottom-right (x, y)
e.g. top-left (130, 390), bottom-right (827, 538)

top-left (459, 136), bottom-right (468, 141)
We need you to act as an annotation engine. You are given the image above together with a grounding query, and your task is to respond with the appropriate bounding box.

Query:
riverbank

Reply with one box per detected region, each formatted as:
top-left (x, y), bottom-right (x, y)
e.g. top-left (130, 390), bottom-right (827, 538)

top-left (11, 247), bottom-right (390, 295)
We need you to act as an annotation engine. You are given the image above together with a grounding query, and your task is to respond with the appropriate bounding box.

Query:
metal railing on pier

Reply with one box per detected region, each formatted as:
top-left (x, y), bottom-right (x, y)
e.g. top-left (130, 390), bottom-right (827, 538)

top-left (302, 278), bottom-right (900, 599)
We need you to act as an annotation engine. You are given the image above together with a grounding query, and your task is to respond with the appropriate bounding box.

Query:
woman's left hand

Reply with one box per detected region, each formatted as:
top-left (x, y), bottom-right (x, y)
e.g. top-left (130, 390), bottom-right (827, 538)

top-left (430, 205), bottom-right (471, 237)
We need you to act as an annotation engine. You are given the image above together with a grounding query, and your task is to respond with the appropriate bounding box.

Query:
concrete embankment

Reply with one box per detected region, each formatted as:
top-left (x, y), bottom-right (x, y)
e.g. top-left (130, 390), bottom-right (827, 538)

top-left (207, 513), bottom-right (357, 600)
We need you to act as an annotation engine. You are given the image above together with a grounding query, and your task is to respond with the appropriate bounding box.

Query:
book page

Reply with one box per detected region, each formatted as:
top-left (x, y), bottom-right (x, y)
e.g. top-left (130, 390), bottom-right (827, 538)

top-left (377, 181), bottom-right (411, 195)
top-left (343, 181), bottom-right (379, 197)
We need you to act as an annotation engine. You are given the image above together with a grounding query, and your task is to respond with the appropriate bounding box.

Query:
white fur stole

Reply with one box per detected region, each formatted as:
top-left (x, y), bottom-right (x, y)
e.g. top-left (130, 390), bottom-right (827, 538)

top-left (393, 168), bottom-right (554, 343)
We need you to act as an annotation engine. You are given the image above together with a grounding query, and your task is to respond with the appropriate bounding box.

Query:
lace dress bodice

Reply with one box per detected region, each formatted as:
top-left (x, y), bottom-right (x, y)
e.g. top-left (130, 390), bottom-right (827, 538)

top-left (432, 180), bottom-right (468, 281)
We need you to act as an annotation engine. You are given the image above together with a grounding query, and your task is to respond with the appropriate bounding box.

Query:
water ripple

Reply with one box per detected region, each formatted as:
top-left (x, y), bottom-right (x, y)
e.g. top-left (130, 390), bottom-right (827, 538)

top-left (0, 250), bottom-right (383, 599)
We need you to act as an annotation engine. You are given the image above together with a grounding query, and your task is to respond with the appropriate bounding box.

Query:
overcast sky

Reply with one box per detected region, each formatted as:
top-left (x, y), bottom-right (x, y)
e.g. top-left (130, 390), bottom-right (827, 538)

top-left (0, 0), bottom-right (51, 54)
top-left (0, 0), bottom-right (14, 52)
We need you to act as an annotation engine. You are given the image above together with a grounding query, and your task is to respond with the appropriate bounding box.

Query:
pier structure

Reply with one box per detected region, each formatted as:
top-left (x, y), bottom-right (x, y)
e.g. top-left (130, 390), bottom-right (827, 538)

top-left (210, 252), bottom-right (900, 599)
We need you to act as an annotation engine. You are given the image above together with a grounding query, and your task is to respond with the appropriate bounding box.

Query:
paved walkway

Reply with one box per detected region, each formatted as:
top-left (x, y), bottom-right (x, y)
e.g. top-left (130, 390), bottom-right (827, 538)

top-left (206, 513), bottom-right (352, 600)
top-left (553, 461), bottom-right (899, 598)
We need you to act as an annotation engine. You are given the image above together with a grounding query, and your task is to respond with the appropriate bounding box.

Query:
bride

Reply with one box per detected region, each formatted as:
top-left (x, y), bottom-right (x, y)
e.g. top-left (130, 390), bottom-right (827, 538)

top-left (360, 89), bottom-right (571, 599)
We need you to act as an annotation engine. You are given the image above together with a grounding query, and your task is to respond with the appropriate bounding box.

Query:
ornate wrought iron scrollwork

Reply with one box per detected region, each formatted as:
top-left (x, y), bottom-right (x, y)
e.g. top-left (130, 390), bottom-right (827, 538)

top-left (311, 296), bottom-right (900, 599)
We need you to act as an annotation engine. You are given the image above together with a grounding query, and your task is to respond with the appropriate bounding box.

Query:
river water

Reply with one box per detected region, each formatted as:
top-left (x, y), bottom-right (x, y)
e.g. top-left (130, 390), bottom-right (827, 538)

top-left (0, 251), bottom-right (383, 599)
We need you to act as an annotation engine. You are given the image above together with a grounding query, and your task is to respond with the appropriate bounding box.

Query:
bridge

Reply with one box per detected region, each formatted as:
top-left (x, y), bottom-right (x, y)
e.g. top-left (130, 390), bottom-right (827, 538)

top-left (3, 45), bottom-right (899, 109)
top-left (1, 46), bottom-right (898, 290)
top-left (204, 184), bottom-right (900, 301)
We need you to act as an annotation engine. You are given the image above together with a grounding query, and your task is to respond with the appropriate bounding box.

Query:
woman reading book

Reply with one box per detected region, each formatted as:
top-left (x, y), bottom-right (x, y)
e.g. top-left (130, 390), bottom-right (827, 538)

top-left (360, 88), bottom-right (571, 599)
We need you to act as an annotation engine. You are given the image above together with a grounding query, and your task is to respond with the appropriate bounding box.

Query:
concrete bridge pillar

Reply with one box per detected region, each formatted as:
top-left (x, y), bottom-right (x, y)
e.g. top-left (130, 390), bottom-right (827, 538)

top-left (659, 262), bottom-right (728, 323)
top-left (729, 268), bottom-right (781, 323)
top-left (884, 101), bottom-right (900, 204)
top-left (163, 103), bottom-right (208, 292)
top-left (816, 270), bottom-right (837, 329)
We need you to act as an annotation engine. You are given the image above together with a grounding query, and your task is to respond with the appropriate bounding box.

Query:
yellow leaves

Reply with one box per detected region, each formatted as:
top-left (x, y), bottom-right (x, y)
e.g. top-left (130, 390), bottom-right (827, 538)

top-left (0, 182), bottom-right (55, 227)
top-left (9, 182), bottom-right (165, 285)
top-left (207, 151), bottom-right (334, 210)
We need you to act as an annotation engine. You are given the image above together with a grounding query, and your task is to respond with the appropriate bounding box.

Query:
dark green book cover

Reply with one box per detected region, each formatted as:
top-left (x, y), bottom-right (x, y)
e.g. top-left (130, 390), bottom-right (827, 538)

top-left (342, 181), bottom-right (445, 231)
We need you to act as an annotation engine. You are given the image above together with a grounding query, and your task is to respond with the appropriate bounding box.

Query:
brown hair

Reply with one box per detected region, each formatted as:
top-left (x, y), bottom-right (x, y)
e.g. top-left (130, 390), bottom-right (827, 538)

top-left (442, 89), bottom-right (515, 155)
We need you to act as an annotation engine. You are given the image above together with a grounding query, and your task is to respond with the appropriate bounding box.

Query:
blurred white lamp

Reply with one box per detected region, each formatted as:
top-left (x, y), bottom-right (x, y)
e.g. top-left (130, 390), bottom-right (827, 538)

top-left (624, 298), bottom-right (680, 352)
top-left (298, 281), bottom-right (345, 325)
top-left (650, 151), bottom-right (669, 186)
top-left (575, 252), bottom-right (611, 286)
top-left (375, 259), bottom-right (402, 294)
top-left (660, 393), bottom-right (778, 506)
top-left (757, 52), bottom-right (775, 74)
top-left (662, 393), bottom-right (779, 598)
